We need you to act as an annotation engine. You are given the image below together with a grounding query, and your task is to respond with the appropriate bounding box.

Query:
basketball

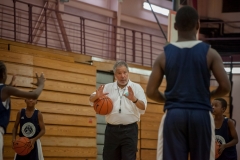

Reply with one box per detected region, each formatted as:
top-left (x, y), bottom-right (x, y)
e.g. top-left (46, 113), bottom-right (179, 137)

top-left (215, 141), bottom-right (221, 159)
top-left (94, 96), bottom-right (113, 115)
top-left (13, 137), bottom-right (32, 156)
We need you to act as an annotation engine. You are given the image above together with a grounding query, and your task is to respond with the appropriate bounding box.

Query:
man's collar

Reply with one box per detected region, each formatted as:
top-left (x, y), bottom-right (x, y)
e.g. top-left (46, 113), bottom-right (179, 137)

top-left (114, 80), bottom-right (132, 90)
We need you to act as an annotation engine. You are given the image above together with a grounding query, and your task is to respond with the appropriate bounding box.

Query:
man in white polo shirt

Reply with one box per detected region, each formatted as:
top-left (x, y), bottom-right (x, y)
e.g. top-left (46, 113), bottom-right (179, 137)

top-left (89, 61), bottom-right (147, 160)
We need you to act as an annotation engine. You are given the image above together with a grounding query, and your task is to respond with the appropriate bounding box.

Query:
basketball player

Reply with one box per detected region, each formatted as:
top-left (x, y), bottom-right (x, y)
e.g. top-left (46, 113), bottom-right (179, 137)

top-left (0, 61), bottom-right (45, 160)
top-left (12, 95), bottom-right (45, 160)
top-left (89, 61), bottom-right (147, 160)
top-left (212, 98), bottom-right (238, 160)
top-left (146, 6), bottom-right (231, 160)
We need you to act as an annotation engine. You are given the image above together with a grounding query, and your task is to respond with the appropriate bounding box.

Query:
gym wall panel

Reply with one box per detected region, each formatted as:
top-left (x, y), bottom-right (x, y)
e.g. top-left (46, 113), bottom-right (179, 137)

top-left (141, 149), bottom-right (156, 160)
top-left (6, 75), bottom-right (33, 88)
top-left (33, 67), bottom-right (96, 85)
top-left (33, 80), bottom-right (96, 95)
top-left (0, 43), bottom-right (8, 50)
top-left (141, 130), bottom-right (158, 140)
top-left (140, 83), bottom-right (165, 93)
top-left (42, 147), bottom-right (97, 158)
top-left (1, 39), bottom-right (232, 159)
top-left (145, 103), bottom-right (164, 114)
top-left (4, 63), bottom-right (33, 77)
top-left (129, 72), bottom-right (141, 83)
top-left (33, 57), bottom-right (96, 75)
top-left (0, 38), bottom-right (70, 56)
top-left (1, 48), bottom-right (98, 159)
top-left (141, 113), bottom-right (163, 122)
top-left (4, 135), bottom-right (96, 147)
top-left (7, 122), bottom-right (96, 138)
top-left (38, 91), bottom-right (91, 105)
top-left (141, 139), bottom-right (158, 149)
top-left (11, 99), bottom-right (95, 117)
top-left (0, 50), bottom-right (33, 65)
top-left (10, 45), bottom-right (74, 62)
top-left (10, 110), bottom-right (96, 127)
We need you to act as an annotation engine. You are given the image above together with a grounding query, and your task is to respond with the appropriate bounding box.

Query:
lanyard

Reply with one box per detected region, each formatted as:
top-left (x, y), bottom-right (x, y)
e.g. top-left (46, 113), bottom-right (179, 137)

top-left (117, 87), bottom-right (126, 113)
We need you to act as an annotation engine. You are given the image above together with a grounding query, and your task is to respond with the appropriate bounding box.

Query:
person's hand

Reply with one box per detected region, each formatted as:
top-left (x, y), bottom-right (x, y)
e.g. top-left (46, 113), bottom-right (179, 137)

top-left (12, 139), bottom-right (16, 149)
top-left (29, 139), bottom-right (36, 150)
top-left (95, 85), bottom-right (108, 100)
top-left (124, 86), bottom-right (136, 102)
top-left (9, 75), bottom-right (17, 86)
top-left (219, 144), bottom-right (226, 155)
top-left (32, 73), bottom-right (46, 87)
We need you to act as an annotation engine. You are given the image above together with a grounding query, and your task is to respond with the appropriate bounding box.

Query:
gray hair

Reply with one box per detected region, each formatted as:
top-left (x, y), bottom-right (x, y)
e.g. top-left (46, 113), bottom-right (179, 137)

top-left (113, 61), bottom-right (129, 73)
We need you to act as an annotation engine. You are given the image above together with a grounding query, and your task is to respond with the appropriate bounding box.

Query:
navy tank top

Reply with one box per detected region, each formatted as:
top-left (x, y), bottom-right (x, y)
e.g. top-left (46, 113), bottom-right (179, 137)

top-left (19, 108), bottom-right (40, 139)
top-left (164, 41), bottom-right (212, 111)
top-left (0, 84), bottom-right (11, 133)
top-left (215, 118), bottom-right (237, 160)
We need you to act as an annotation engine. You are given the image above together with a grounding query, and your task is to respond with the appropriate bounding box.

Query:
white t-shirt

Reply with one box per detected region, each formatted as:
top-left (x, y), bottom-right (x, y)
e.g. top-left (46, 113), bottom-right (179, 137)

top-left (90, 80), bottom-right (147, 125)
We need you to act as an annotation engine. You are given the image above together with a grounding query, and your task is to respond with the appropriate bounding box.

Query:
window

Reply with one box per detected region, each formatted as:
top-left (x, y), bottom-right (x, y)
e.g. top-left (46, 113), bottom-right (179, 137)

top-left (143, 2), bottom-right (170, 16)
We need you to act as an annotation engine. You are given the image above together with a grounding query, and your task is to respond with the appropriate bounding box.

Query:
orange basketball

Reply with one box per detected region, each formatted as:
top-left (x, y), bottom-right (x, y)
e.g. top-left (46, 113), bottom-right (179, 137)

top-left (13, 137), bottom-right (32, 156)
top-left (94, 96), bottom-right (113, 115)
top-left (215, 141), bottom-right (221, 159)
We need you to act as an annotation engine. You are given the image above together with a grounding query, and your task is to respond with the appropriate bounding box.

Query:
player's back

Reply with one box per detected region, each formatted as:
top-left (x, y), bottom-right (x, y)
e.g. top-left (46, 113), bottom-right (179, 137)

top-left (164, 40), bottom-right (211, 111)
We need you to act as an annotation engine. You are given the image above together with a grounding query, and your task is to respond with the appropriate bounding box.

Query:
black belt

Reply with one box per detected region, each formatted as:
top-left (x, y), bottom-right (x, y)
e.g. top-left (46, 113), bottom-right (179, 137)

top-left (107, 122), bottom-right (137, 128)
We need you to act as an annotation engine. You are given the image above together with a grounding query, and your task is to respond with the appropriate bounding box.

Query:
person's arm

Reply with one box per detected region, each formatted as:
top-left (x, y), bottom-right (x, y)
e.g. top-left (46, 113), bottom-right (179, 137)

top-left (8, 75), bottom-right (16, 87)
top-left (30, 111), bottom-right (45, 148)
top-left (2, 73), bottom-right (45, 101)
top-left (125, 86), bottom-right (146, 110)
top-left (132, 98), bottom-right (145, 110)
top-left (12, 110), bottom-right (21, 145)
top-left (208, 49), bottom-right (231, 98)
top-left (89, 93), bottom-right (98, 103)
top-left (219, 119), bottom-right (238, 154)
top-left (146, 53), bottom-right (166, 103)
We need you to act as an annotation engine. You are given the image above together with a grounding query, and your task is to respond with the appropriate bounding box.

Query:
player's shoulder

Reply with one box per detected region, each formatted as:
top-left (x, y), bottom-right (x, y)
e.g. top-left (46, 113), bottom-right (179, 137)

top-left (227, 118), bottom-right (236, 126)
top-left (207, 45), bottom-right (220, 57)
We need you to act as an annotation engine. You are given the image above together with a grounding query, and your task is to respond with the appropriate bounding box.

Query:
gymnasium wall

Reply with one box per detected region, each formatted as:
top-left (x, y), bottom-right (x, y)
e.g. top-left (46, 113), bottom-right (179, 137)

top-left (0, 40), bottom-right (97, 160)
top-left (0, 0), bottom-right (63, 49)
top-left (231, 75), bottom-right (240, 159)
top-left (0, 0), bottom-right (168, 65)
top-left (0, 37), bottom-right (236, 159)
top-left (198, 0), bottom-right (240, 33)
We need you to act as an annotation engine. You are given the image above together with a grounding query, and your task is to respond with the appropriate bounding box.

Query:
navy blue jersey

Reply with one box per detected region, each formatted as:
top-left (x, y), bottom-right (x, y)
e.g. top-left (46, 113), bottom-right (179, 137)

top-left (216, 117), bottom-right (237, 160)
top-left (16, 108), bottom-right (42, 160)
top-left (164, 41), bottom-right (212, 111)
top-left (0, 84), bottom-right (11, 133)
top-left (19, 108), bottom-right (40, 139)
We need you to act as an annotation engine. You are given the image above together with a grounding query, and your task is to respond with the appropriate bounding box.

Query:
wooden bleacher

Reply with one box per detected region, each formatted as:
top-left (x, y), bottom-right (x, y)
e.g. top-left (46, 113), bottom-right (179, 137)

top-left (0, 38), bottom-right (230, 160)
top-left (0, 40), bottom-right (97, 160)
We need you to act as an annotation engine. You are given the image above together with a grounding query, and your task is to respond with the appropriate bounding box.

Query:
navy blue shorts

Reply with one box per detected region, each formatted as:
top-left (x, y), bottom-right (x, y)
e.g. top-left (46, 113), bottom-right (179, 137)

top-left (157, 108), bottom-right (215, 160)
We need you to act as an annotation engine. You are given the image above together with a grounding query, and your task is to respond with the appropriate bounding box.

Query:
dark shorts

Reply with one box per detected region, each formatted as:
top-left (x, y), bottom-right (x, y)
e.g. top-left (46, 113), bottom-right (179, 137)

top-left (158, 108), bottom-right (215, 160)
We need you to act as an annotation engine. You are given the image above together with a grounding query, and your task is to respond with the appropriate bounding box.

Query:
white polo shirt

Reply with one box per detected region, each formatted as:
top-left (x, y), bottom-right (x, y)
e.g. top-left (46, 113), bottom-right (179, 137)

top-left (91, 80), bottom-right (147, 125)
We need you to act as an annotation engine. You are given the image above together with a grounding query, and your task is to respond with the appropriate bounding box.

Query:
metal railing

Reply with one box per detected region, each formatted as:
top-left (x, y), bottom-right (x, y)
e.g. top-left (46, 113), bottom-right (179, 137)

top-left (0, 0), bottom-right (166, 67)
top-left (0, 1), bottom-right (240, 67)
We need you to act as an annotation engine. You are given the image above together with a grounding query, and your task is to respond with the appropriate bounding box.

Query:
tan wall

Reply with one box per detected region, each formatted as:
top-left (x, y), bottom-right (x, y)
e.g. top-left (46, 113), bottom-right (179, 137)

top-left (0, 41), bottom-right (97, 159)
top-left (0, 38), bottom-right (233, 159)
